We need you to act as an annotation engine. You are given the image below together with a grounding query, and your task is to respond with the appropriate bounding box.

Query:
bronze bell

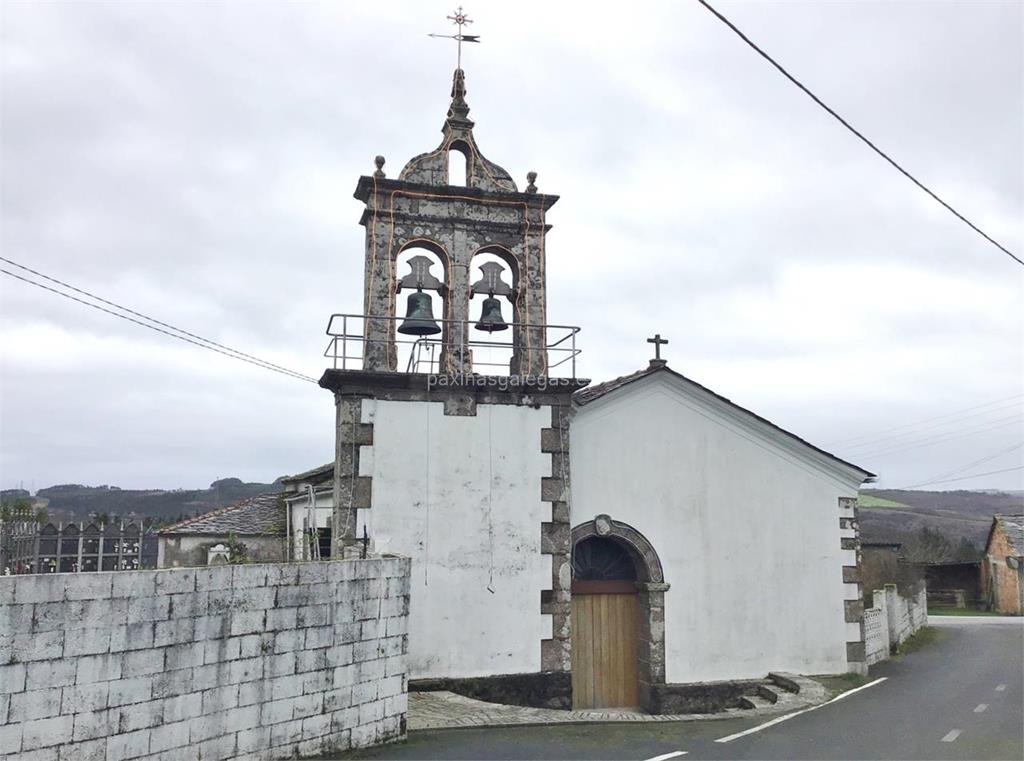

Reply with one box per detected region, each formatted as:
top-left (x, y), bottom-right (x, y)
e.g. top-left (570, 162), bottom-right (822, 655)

top-left (397, 290), bottom-right (441, 335)
top-left (475, 295), bottom-right (508, 332)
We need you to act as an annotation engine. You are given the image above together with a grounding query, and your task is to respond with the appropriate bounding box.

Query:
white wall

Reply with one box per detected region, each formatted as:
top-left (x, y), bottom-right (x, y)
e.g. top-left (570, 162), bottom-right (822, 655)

top-left (362, 399), bottom-right (551, 680)
top-left (287, 492), bottom-right (334, 560)
top-left (0, 558), bottom-right (410, 760)
top-left (571, 373), bottom-right (861, 683)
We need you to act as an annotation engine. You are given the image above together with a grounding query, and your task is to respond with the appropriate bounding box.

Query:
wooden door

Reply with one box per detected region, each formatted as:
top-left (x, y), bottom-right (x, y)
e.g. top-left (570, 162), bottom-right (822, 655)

top-left (571, 584), bottom-right (640, 709)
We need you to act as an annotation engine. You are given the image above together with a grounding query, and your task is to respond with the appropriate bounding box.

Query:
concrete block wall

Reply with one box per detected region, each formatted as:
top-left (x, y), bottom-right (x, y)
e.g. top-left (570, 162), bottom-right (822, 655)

top-left (0, 557), bottom-right (410, 761)
top-left (863, 605), bottom-right (889, 666)
top-left (863, 583), bottom-right (928, 668)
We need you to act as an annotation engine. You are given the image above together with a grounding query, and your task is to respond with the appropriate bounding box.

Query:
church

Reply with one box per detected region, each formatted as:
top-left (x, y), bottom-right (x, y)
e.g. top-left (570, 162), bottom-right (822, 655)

top-left (316, 60), bottom-right (875, 713)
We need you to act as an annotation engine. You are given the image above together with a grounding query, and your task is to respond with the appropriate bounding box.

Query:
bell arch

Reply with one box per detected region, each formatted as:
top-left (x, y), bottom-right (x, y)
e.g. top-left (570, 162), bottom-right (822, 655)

top-left (571, 516), bottom-right (668, 711)
top-left (394, 242), bottom-right (449, 373)
top-left (447, 140), bottom-right (470, 186)
top-left (468, 248), bottom-right (516, 373)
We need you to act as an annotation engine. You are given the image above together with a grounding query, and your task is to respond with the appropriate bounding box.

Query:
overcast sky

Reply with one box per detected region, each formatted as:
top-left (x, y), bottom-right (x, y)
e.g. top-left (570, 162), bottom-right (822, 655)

top-left (1, 1), bottom-right (1021, 494)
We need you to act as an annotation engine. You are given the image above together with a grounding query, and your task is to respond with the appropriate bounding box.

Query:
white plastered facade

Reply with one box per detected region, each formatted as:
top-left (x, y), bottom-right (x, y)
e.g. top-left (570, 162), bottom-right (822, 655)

top-left (358, 398), bottom-right (552, 680)
top-left (570, 371), bottom-right (868, 683)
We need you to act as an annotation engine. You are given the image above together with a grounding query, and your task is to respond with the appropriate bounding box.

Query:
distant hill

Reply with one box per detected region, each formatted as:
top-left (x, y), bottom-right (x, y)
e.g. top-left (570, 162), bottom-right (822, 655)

top-left (858, 488), bottom-right (1023, 550)
top-left (27, 477), bottom-right (284, 526)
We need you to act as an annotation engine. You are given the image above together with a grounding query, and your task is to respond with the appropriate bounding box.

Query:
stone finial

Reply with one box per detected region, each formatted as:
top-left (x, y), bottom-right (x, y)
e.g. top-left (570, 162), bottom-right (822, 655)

top-left (447, 68), bottom-right (471, 123)
top-left (373, 155), bottom-right (386, 179)
top-left (526, 171), bottom-right (537, 194)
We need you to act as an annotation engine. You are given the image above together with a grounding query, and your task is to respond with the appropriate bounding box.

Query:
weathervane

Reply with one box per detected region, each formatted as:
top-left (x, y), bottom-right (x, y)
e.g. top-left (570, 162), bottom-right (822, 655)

top-left (429, 6), bottom-right (480, 69)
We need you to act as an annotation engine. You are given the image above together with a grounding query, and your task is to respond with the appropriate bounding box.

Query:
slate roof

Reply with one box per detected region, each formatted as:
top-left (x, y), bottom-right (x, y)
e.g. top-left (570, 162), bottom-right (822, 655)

top-left (992, 514), bottom-right (1024, 555)
top-left (573, 361), bottom-right (875, 480)
top-left (281, 463), bottom-right (333, 485)
top-left (159, 492), bottom-right (286, 536)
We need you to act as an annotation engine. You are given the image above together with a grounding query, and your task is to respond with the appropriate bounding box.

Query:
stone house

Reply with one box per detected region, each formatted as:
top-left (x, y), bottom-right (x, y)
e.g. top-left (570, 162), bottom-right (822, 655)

top-left (315, 64), bottom-right (876, 713)
top-left (157, 492), bottom-right (287, 567)
top-left (981, 514), bottom-right (1024, 614)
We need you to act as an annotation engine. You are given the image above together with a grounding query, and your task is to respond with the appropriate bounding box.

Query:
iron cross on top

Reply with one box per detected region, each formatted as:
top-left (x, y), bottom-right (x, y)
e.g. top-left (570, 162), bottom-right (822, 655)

top-left (429, 6), bottom-right (480, 69)
top-left (647, 333), bottom-right (668, 361)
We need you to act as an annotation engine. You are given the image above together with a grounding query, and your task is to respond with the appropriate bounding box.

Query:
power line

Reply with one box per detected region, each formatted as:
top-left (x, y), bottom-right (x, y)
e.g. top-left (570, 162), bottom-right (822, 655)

top-left (1, 256), bottom-right (312, 381)
top-left (696, 0), bottom-right (1022, 267)
top-left (829, 393), bottom-right (1024, 448)
top-left (898, 465), bottom-right (1024, 488)
top-left (857, 414), bottom-right (1022, 459)
top-left (1, 268), bottom-right (318, 384)
top-left (839, 401), bottom-right (1024, 452)
top-left (897, 441), bottom-right (1023, 489)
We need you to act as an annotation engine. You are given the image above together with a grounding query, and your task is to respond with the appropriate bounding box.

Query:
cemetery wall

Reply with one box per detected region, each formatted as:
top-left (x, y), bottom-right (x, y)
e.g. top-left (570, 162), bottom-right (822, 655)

top-left (0, 557), bottom-right (409, 761)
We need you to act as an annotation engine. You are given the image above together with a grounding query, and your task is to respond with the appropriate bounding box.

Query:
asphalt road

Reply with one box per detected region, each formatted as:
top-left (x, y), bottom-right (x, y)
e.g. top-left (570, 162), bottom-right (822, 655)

top-left (337, 616), bottom-right (1023, 761)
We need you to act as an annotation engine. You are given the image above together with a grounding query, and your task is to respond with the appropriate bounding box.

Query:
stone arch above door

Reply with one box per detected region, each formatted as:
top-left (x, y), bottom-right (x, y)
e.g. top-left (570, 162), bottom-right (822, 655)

top-left (570, 515), bottom-right (669, 711)
top-left (571, 515), bottom-right (665, 584)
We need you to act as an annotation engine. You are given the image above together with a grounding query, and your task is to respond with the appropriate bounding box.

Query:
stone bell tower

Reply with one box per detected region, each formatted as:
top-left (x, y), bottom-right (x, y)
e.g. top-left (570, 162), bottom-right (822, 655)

top-left (355, 68), bottom-right (556, 376)
top-left (320, 66), bottom-right (587, 699)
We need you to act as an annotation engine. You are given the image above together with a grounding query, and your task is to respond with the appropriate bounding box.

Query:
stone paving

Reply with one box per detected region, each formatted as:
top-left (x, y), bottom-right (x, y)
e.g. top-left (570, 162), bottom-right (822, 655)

top-left (409, 674), bottom-right (829, 731)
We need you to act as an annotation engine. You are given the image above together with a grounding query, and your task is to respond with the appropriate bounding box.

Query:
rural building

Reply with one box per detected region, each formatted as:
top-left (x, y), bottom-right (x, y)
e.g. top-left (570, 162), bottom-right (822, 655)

top-left (280, 463), bottom-right (335, 561)
top-left (157, 492), bottom-right (287, 567)
top-left (981, 514), bottom-right (1024, 614)
top-left (315, 65), bottom-right (876, 712)
top-left (916, 559), bottom-right (981, 609)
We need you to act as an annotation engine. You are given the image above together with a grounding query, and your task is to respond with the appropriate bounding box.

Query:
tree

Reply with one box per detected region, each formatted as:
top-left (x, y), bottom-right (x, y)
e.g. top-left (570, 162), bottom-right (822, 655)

top-left (902, 525), bottom-right (956, 563)
top-left (953, 536), bottom-right (980, 561)
top-left (0, 497), bottom-right (38, 525)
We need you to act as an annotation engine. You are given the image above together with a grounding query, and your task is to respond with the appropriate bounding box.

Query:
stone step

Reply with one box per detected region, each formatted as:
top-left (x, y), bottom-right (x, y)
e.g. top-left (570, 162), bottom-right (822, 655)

top-left (737, 694), bottom-right (774, 710)
top-left (767, 672), bottom-right (802, 693)
top-left (768, 672), bottom-right (828, 703)
top-left (756, 683), bottom-right (780, 704)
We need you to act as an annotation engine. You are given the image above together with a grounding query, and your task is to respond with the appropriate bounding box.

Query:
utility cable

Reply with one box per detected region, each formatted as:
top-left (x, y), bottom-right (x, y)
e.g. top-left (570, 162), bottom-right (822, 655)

top-left (896, 442), bottom-right (1023, 489)
top-left (857, 415), bottom-right (1022, 459)
top-left (1, 256), bottom-right (314, 381)
top-left (896, 465), bottom-right (1024, 488)
top-left (840, 401), bottom-right (1024, 452)
top-left (696, 0), bottom-right (1022, 266)
top-left (830, 393), bottom-right (1024, 448)
top-left (1, 268), bottom-right (317, 384)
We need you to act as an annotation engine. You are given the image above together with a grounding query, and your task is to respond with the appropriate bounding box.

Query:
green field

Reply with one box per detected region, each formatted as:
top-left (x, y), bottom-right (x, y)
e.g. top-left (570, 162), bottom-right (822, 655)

top-left (858, 494), bottom-right (910, 509)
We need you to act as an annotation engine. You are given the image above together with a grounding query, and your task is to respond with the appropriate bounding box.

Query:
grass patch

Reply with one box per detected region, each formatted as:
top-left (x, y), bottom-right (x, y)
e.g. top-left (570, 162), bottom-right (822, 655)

top-left (813, 672), bottom-right (873, 698)
top-left (857, 494), bottom-right (909, 509)
top-left (894, 625), bottom-right (942, 657)
top-left (929, 607), bottom-right (1006, 616)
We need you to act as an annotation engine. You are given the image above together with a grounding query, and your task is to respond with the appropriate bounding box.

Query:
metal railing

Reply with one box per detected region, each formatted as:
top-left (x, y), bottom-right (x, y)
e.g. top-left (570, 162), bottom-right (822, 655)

top-left (324, 314), bottom-right (582, 378)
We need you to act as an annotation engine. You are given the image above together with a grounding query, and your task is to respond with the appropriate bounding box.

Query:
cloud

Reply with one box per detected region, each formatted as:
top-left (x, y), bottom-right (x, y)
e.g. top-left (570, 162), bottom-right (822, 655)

top-left (1, 1), bottom-right (1021, 493)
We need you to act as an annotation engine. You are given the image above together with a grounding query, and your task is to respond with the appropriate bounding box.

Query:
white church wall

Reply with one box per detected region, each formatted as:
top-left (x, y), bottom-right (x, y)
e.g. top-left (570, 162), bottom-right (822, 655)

top-left (571, 374), bottom-right (861, 683)
top-left (361, 398), bottom-right (551, 680)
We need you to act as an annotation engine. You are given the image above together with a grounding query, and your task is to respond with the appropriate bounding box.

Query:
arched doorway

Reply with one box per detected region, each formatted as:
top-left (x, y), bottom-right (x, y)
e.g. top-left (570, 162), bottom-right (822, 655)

top-left (571, 516), bottom-right (668, 712)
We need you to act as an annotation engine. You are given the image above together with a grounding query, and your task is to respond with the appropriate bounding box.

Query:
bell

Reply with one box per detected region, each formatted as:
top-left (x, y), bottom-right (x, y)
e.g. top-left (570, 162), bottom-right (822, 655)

top-left (475, 296), bottom-right (508, 332)
top-left (397, 290), bottom-right (441, 336)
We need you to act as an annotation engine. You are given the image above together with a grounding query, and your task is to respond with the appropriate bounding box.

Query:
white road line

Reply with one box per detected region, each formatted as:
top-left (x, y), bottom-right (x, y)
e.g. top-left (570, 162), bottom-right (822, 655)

top-left (823, 677), bottom-right (889, 704)
top-left (645, 752), bottom-right (687, 761)
top-left (995, 684), bottom-right (1007, 691)
top-left (714, 678), bottom-right (888, 743)
top-left (974, 704), bottom-right (988, 713)
top-left (941, 729), bottom-right (962, 743)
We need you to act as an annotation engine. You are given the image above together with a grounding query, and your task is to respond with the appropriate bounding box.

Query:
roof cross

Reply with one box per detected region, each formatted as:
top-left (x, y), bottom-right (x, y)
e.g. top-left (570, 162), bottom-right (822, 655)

top-left (647, 333), bottom-right (669, 362)
top-left (429, 7), bottom-right (480, 70)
